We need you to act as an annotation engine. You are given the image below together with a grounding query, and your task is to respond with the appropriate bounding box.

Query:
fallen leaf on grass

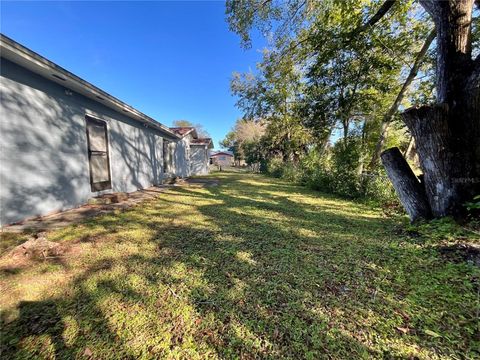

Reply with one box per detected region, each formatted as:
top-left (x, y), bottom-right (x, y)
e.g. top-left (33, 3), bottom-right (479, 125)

top-left (424, 330), bottom-right (441, 338)
top-left (396, 326), bottom-right (409, 334)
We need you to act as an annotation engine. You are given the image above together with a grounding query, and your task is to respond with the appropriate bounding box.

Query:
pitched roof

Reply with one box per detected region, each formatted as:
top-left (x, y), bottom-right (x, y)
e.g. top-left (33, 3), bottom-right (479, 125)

top-left (0, 34), bottom-right (180, 140)
top-left (169, 127), bottom-right (197, 138)
top-left (210, 151), bottom-right (233, 157)
top-left (190, 138), bottom-right (214, 149)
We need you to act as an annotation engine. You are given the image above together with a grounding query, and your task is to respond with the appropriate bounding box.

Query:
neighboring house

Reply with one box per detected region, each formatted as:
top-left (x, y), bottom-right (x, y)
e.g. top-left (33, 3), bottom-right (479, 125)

top-left (190, 138), bottom-right (213, 175)
top-left (169, 127), bottom-right (213, 176)
top-left (0, 35), bottom-right (210, 226)
top-left (168, 127), bottom-right (197, 179)
top-left (210, 151), bottom-right (234, 167)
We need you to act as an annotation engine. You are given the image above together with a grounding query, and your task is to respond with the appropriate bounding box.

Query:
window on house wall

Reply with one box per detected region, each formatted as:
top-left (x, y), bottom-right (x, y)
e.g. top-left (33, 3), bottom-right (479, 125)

top-left (85, 116), bottom-right (112, 192)
top-left (163, 140), bottom-right (170, 173)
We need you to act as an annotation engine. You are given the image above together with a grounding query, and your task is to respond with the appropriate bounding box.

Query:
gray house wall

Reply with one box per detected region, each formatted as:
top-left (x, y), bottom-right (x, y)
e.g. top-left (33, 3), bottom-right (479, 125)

top-left (0, 58), bottom-right (169, 226)
top-left (172, 134), bottom-right (192, 178)
top-left (190, 145), bottom-right (209, 176)
top-left (162, 135), bottom-right (190, 179)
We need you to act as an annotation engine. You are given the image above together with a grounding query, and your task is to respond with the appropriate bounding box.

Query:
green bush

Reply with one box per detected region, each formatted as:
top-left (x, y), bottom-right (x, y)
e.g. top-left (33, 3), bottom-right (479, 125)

top-left (361, 170), bottom-right (398, 204)
top-left (329, 140), bottom-right (362, 197)
top-left (299, 149), bottom-right (333, 192)
top-left (265, 157), bottom-right (304, 183)
top-left (263, 140), bottom-right (401, 207)
top-left (281, 162), bottom-right (303, 183)
top-left (265, 157), bottom-right (285, 178)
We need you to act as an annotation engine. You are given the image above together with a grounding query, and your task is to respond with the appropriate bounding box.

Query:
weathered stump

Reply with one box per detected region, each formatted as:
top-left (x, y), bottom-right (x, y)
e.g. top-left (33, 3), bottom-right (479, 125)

top-left (381, 147), bottom-right (432, 222)
top-left (401, 104), bottom-right (456, 217)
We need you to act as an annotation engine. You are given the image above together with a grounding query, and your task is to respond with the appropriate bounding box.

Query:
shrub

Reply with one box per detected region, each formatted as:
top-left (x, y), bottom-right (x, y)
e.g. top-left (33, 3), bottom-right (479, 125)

top-left (265, 157), bottom-right (304, 183)
top-left (328, 139), bottom-right (362, 197)
top-left (266, 157), bottom-right (285, 178)
top-left (361, 170), bottom-right (399, 204)
top-left (281, 162), bottom-right (303, 183)
top-left (263, 140), bottom-right (402, 208)
top-left (299, 149), bottom-right (333, 192)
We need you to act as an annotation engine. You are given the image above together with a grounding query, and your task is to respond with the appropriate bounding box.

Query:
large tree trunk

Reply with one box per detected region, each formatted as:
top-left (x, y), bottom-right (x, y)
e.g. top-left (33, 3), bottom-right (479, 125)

top-left (421, 0), bottom-right (475, 104)
top-left (385, 0), bottom-right (480, 220)
top-left (402, 104), bottom-right (455, 216)
top-left (381, 147), bottom-right (432, 222)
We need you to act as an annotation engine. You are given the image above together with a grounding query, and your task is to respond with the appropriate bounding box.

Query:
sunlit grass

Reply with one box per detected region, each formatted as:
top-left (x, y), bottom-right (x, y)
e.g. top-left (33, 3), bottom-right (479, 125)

top-left (0, 172), bottom-right (478, 359)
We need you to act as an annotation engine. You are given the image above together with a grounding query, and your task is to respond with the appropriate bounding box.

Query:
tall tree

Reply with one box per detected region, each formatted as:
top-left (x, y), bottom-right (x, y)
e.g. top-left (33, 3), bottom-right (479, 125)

top-left (220, 118), bottom-right (265, 164)
top-left (227, 0), bottom-right (479, 220)
top-left (382, 0), bottom-right (480, 219)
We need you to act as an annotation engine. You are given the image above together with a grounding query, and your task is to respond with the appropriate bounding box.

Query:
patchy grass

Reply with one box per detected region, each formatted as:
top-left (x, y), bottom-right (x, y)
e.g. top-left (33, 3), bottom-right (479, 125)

top-left (0, 172), bottom-right (478, 359)
top-left (0, 232), bottom-right (30, 254)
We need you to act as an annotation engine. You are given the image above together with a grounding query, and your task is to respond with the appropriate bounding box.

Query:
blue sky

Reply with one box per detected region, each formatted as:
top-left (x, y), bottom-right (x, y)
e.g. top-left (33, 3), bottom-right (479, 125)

top-left (1, 1), bottom-right (266, 147)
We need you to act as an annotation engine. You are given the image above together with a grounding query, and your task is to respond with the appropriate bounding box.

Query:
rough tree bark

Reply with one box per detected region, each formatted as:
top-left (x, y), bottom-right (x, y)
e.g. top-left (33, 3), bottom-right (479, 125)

top-left (381, 147), bottom-right (432, 221)
top-left (369, 29), bottom-right (436, 169)
top-left (383, 0), bottom-right (480, 220)
top-left (402, 104), bottom-right (452, 215)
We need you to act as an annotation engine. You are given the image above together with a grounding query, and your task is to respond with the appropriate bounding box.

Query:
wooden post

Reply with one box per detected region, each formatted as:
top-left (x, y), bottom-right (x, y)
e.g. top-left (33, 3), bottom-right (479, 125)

top-left (381, 147), bottom-right (432, 222)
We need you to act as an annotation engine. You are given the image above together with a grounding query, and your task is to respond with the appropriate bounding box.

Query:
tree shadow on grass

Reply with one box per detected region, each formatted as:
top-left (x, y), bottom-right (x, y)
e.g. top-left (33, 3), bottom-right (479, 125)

top-left (0, 175), bottom-right (477, 358)
top-left (156, 179), bottom-right (476, 358)
top-left (9, 300), bottom-right (67, 358)
top-left (0, 258), bottom-right (146, 359)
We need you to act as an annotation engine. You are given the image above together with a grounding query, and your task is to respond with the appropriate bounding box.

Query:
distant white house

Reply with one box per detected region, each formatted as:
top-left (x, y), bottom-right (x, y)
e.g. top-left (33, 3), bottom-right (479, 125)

top-left (0, 34), bottom-right (212, 226)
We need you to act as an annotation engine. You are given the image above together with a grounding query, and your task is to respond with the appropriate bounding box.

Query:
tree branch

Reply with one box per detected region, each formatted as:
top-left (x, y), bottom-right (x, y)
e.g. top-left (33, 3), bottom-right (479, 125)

top-left (369, 29), bottom-right (436, 169)
top-left (350, 0), bottom-right (397, 38)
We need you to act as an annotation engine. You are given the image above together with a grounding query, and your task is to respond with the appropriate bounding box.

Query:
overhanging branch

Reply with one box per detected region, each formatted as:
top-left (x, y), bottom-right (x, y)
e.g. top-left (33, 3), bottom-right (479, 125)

top-left (368, 29), bottom-right (436, 169)
top-left (350, 0), bottom-right (396, 38)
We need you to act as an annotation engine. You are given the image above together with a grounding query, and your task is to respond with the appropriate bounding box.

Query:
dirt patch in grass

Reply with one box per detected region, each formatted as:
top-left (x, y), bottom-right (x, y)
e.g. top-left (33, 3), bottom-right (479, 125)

top-left (9, 233), bottom-right (65, 260)
top-left (0, 232), bottom-right (85, 279)
top-left (185, 178), bottom-right (220, 187)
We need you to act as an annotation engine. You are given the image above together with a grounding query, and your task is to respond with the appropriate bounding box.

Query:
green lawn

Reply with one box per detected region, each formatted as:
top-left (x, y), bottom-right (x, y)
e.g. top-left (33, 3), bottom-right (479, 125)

top-left (0, 172), bottom-right (478, 359)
